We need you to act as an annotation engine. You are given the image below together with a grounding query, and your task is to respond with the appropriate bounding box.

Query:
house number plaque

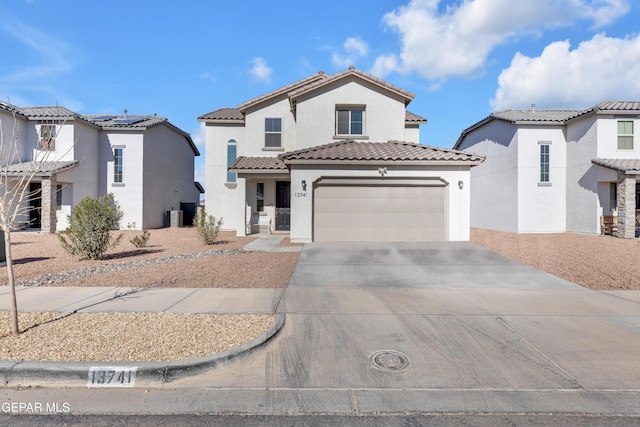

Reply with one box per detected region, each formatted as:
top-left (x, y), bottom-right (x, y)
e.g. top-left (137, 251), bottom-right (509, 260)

top-left (294, 192), bottom-right (308, 198)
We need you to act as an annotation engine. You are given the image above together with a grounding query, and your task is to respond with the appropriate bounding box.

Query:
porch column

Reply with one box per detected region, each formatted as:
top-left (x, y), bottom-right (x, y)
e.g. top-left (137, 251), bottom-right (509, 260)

top-left (236, 176), bottom-right (246, 237)
top-left (40, 175), bottom-right (57, 233)
top-left (615, 172), bottom-right (636, 238)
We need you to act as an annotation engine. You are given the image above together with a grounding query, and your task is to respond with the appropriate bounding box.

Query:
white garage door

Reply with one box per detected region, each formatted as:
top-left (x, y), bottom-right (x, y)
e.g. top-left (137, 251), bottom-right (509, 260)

top-left (313, 179), bottom-right (446, 242)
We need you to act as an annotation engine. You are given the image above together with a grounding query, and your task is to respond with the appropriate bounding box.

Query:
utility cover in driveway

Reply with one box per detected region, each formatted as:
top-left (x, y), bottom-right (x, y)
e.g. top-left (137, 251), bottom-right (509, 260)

top-left (313, 179), bottom-right (446, 242)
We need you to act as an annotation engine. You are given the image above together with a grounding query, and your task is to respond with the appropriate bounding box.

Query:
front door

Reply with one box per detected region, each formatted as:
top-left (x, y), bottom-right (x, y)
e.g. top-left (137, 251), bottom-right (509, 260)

top-left (275, 181), bottom-right (290, 231)
top-left (29, 182), bottom-right (42, 228)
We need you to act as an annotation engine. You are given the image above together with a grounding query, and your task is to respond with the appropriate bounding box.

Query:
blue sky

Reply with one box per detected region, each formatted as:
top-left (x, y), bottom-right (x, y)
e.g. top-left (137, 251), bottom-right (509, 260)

top-left (2, 0), bottom-right (640, 186)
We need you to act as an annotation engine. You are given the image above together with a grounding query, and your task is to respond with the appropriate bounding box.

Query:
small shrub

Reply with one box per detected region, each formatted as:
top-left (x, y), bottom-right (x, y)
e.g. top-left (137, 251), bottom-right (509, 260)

top-left (58, 193), bottom-right (124, 260)
top-left (194, 208), bottom-right (223, 245)
top-left (130, 230), bottom-right (151, 248)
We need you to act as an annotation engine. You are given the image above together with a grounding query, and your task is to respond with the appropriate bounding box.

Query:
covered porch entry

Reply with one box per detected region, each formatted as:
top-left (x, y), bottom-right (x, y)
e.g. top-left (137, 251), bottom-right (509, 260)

top-left (229, 156), bottom-right (291, 236)
top-left (592, 158), bottom-right (640, 238)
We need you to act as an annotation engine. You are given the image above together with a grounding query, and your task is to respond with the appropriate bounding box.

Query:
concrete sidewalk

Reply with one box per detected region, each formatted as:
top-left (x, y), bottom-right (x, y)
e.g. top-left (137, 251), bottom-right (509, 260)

top-left (0, 286), bottom-right (284, 314)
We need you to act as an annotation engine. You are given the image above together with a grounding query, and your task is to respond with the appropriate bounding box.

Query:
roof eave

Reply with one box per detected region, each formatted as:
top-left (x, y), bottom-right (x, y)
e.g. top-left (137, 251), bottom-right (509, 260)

top-left (282, 159), bottom-right (484, 167)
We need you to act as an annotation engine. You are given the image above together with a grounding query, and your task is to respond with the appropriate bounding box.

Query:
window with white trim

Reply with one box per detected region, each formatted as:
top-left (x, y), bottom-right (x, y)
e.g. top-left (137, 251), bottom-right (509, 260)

top-left (227, 139), bottom-right (237, 183)
top-left (265, 118), bottom-right (282, 148)
top-left (39, 124), bottom-right (56, 150)
top-left (539, 143), bottom-right (550, 183)
top-left (618, 120), bottom-right (634, 150)
top-left (113, 147), bottom-right (124, 183)
top-left (336, 107), bottom-right (364, 136)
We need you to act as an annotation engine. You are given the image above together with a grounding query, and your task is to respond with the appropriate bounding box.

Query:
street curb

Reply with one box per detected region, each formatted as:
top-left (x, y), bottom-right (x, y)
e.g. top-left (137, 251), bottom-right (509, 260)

top-left (1, 313), bottom-right (285, 388)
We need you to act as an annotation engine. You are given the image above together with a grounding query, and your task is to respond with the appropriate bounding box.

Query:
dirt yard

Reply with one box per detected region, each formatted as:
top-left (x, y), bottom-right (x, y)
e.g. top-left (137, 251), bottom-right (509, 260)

top-left (471, 228), bottom-right (640, 290)
top-left (0, 228), bottom-right (299, 362)
top-left (0, 228), bottom-right (299, 288)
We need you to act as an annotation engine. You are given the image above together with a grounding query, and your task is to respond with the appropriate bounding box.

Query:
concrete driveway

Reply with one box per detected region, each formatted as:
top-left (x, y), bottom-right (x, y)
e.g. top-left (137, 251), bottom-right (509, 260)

top-left (172, 241), bottom-right (640, 416)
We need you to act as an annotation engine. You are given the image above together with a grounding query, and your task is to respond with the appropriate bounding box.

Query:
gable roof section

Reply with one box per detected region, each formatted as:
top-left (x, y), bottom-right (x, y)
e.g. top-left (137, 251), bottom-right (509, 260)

top-left (280, 140), bottom-right (484, 165)
top-left (455, 100), bottom-right (640, 149)
top-left (85, 114), bottom-right (200, 156)
top-left (288, 67), bottom-right (415, 115)
top-left (199, 67), bottom-right (422, 123)
top-left (236, 71), bottom-right (330, 112)
top-left (592, 158), bottom-right (640, 175)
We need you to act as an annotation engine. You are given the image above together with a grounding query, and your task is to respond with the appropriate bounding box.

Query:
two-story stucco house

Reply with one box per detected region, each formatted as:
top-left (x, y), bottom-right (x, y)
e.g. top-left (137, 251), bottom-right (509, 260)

top-left (454, 101), bottom-right (640, 238)
top-left (199, 67), bottom-right (484, 243)
top-left (0, 102), bottom-right (202, 232)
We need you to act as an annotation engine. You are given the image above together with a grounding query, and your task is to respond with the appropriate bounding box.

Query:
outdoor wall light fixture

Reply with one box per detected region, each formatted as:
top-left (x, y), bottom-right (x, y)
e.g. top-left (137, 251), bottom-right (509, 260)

top-left (302, 180), bottom-right (307, 191)
top-left (378, 167), bottom-right (388, 177)
top-left (458, 180), bottom-right (464, 190)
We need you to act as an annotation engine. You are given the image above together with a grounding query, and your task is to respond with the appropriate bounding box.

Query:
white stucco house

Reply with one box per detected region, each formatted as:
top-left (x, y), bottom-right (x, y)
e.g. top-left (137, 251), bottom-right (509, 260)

top-left (0, 102), bottom-right (202, 232)
top-left (454, 101), bottom-right (640, 238)
top-left (199, 67), bottom-right (484, 243)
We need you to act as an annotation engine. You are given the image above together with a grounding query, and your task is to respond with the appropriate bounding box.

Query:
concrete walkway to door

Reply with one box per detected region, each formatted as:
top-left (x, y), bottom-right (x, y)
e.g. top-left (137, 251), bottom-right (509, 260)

top-left (160, 241), bottom-right (640, 416)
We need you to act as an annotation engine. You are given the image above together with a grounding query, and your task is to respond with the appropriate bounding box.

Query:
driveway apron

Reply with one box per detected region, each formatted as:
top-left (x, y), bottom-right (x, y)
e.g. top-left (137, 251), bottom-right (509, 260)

top-left (174, 241), bottom-right (640, 415)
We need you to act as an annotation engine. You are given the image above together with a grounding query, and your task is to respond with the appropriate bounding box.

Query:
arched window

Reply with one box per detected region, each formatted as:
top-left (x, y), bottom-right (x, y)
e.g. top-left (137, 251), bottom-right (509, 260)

top-left (227, 139), bottom-right (237, 183)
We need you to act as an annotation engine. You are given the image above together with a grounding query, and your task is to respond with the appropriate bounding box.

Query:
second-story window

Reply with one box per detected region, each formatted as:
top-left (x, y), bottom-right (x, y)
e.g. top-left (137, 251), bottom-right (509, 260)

top-left (336, 107), bottom-right (364, 136)
top-left (227, 139), bottom-right (237, 183)
top-left (113, 147), bottom-right (124, 183)
top-left (39, 124), bottom-right (56, 150)
top-left (618, 120), bottom-right (634, 150)
top-left (265, 118), bottom-right (282, 148)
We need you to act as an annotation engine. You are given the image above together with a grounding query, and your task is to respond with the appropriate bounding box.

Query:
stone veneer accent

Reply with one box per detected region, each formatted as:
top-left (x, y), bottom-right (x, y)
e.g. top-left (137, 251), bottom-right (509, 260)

top-left (39, 175), bottom-right (57, 233)
top-left (615, 172), bottom-right (636, 238)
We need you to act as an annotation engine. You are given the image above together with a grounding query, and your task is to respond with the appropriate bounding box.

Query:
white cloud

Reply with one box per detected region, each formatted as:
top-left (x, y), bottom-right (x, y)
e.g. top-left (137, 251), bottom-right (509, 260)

top-left (0, 16), bottom-right (77, 84)
top-left (249, 57), bottom-right (272, 83)
top-left (491, 33), bottom-right (640, 110)
top-left (375, 0), bottom-right (630, 80)
top-left (332, 37), bottom-right (369, 68)
top-left (198, 72), bottom-right (217, 82)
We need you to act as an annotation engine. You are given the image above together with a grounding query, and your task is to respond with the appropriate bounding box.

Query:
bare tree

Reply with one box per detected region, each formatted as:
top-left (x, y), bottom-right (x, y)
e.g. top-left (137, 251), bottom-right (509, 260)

top-left (0, 103), bottom-right (65, 335)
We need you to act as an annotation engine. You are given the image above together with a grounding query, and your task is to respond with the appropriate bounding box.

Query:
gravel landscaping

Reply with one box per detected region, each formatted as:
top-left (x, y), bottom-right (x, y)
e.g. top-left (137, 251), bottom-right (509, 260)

top-left (471, 228), bottom-right (640, 290)
top-left (0, 228), bottom-right (299, 362)
top-left (2, 226), bottom-right (637, 363)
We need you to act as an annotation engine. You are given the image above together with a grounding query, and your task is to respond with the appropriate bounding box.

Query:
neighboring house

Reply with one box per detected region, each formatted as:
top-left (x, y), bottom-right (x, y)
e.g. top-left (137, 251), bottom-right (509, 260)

top-left (199, 67), bottom-right (484, 243)
top-left (454, 101), bottom-right (640, 238)
top-left (0, 102), bottom-right (202, 232)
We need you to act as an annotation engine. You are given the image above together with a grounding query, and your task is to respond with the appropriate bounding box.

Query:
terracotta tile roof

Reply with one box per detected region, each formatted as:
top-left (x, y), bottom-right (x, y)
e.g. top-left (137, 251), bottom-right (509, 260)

top-left (405, 110), bottom-right (427, 124)
top-left (19, 106), bottom-right (85, 120)
top-left (491, 109), bottom-right (582, 123)
top-left (229, 156), bottom-right (288, 171)
top-left (197, 108), bottom-right (244, 122)
top-left (455, 100), bottom-right (640, 149)
top-left (4, 160), bottom-right (80, 176)
top-left (84, 115), bottom-right (200, 156)
top-left (235, 72), bottom-right (329, 112)
top-left (592, 158), bottom-right (640, 174)
top-left (280, 140), bottom-right (484, 163)
top-left (588, 100), bottom-right (640, 112)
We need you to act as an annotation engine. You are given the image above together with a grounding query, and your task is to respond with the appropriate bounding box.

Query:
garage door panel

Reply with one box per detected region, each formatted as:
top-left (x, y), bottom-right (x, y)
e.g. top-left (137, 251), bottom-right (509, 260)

top-left (314, 183), bottom-right (446, 242)
top-left (315, 226), bottom-right (444, 242)
top-left (315, 212), bottom-right (445, 228)
top-left (315, 199), bottom-right (439, 214)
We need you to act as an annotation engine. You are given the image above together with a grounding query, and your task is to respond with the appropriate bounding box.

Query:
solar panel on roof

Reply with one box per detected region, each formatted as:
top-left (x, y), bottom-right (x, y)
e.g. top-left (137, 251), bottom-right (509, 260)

top-left (112, 117), bottom-right (145, 125)
top-left (91, 115), bottom-right (117, 121)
